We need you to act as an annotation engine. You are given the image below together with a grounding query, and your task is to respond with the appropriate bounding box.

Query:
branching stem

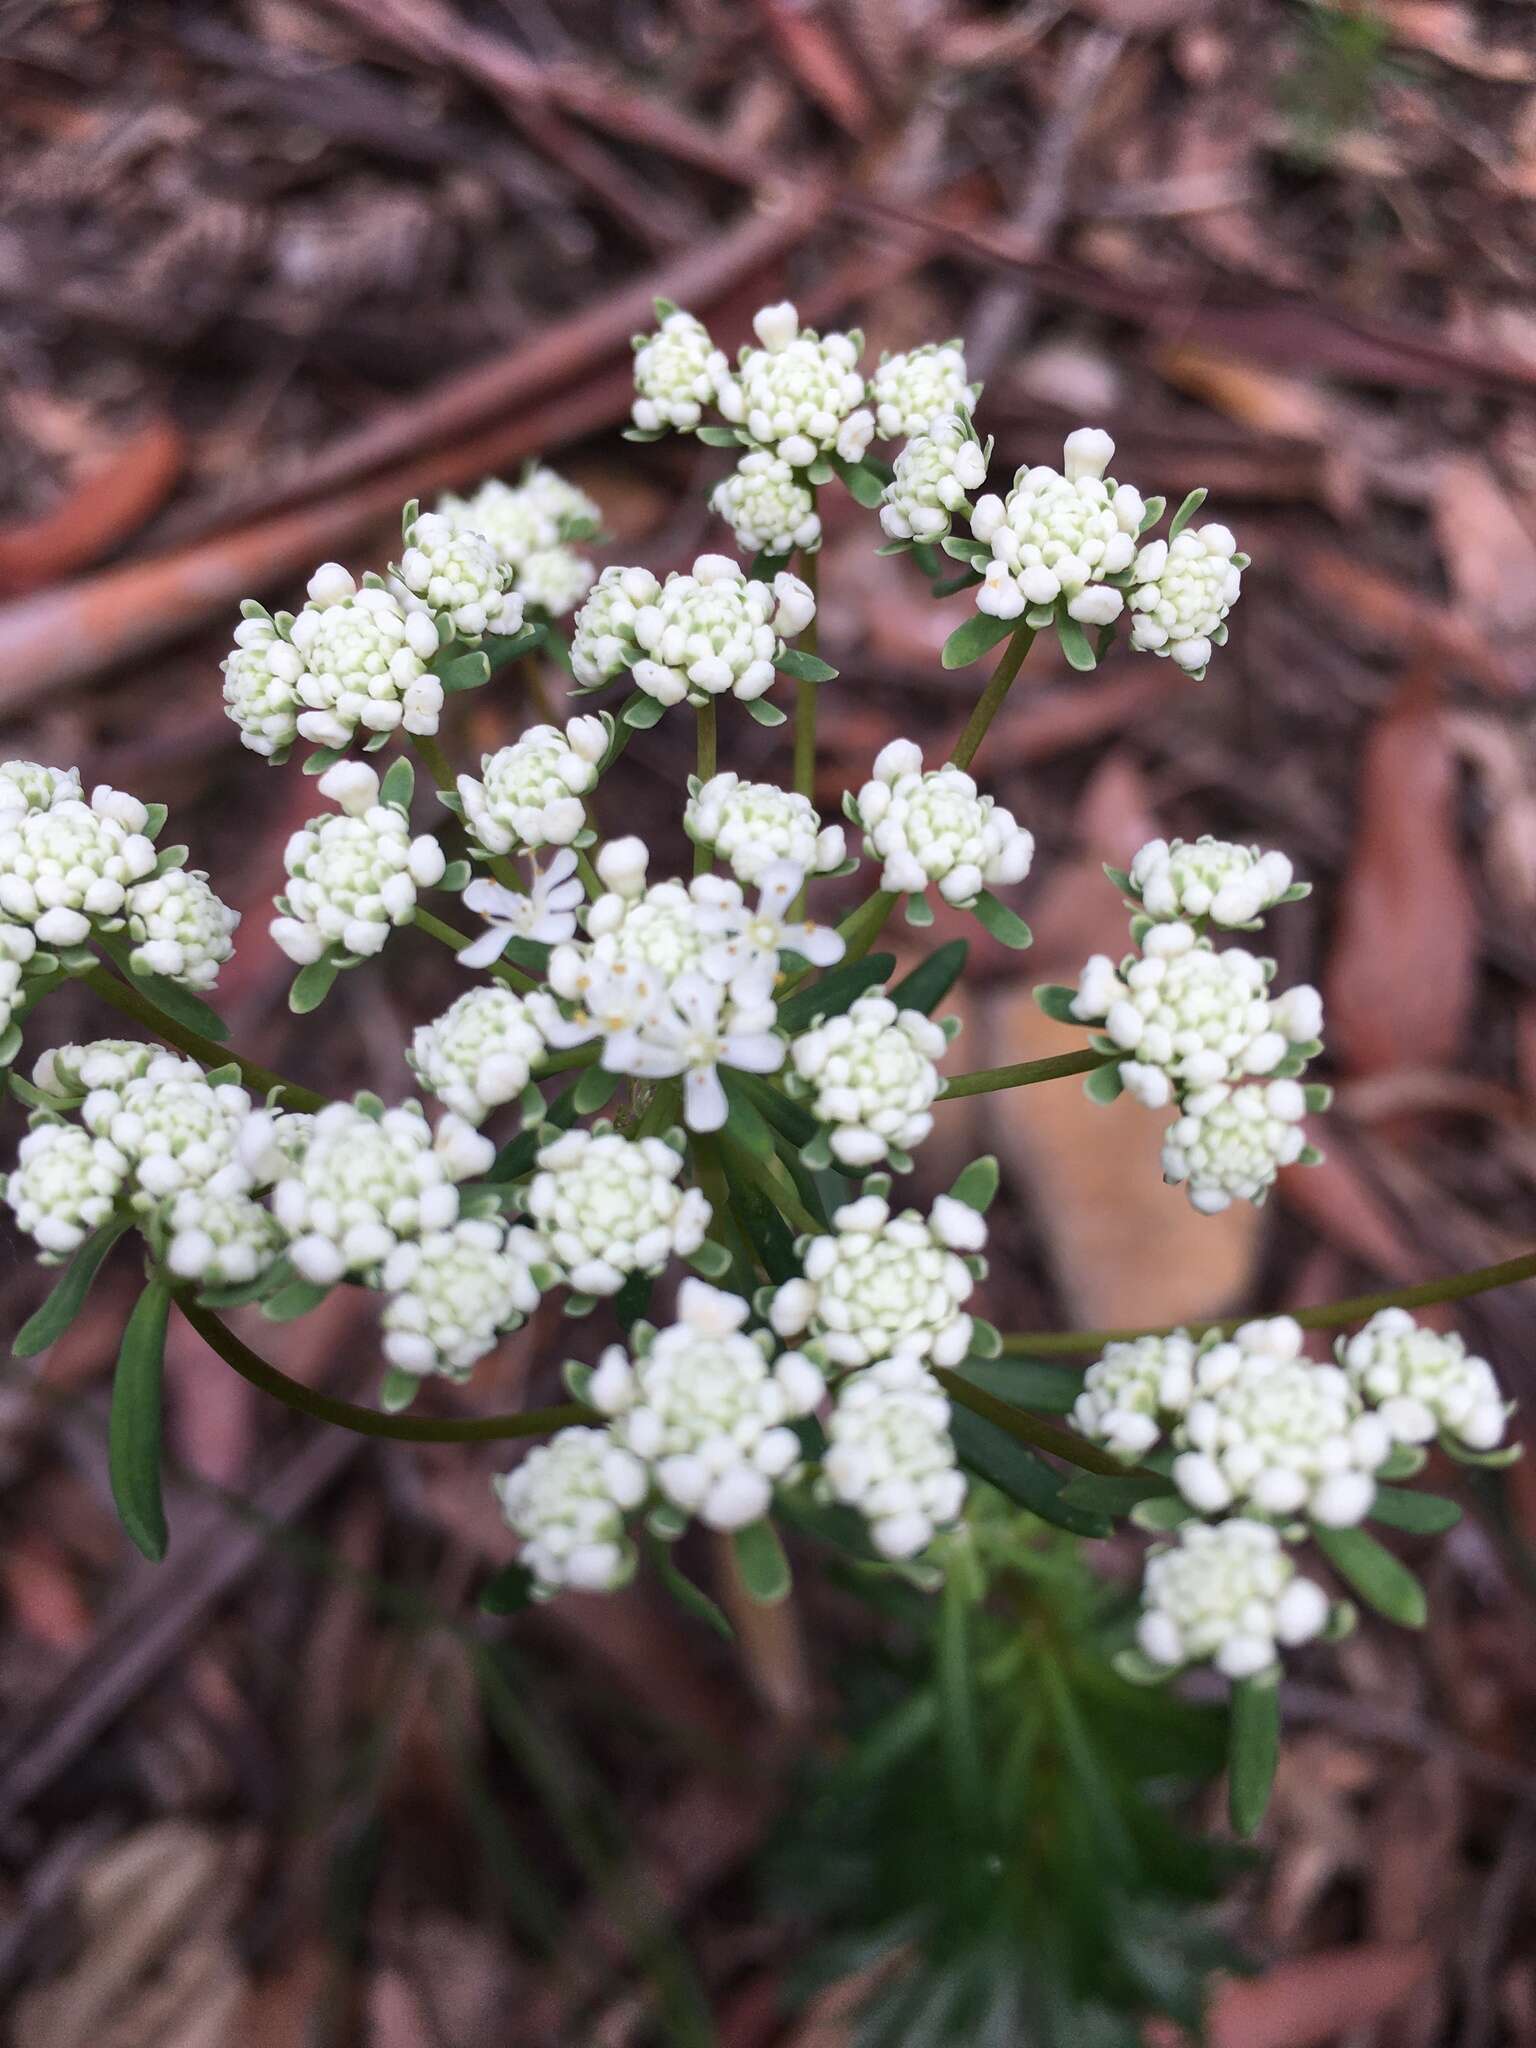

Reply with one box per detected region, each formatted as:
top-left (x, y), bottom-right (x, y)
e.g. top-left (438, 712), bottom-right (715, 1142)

top-left (82, 964), bottom-right (326, 1112)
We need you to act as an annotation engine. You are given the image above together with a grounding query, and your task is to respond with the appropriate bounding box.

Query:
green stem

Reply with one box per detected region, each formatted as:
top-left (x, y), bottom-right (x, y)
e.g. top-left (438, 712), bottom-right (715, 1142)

top-left (576, 846), bottom-right (604, 899)
top-left (177, 1296), bottom-right (587, 1443)
top-left (838, 889), bottom-right (899, 964)
top-left (933, 1367), bottom-right (1127, 1477)
top-left (82, 965), bottom-right (325, 1113)
top-left (413, 907), bottom-right (538, 994)
top-left (693, 700), bottom-right (718, 876)
top-left (942, 1048), bottom-right (1111, 1098)
top-left (1000, 1247), bottom-right (1536, 1358)
top-left (949, 624), bottom-right (1036, 773)
top-left (791, 547), bottom-right (820, 800)
top-left (408, 730), bottom-right (460, 802)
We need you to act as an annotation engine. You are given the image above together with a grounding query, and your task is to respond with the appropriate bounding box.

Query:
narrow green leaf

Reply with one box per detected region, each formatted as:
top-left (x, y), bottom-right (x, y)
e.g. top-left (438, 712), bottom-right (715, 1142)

top-left (719, 1074), bottom-right (776, 1161)
top-left (903, 891), bottom-right (934, 927)
top-left (688, 1239), bottom-right (734, 1280)
top-left (1227, 1674), bottom-right (1280, 1838)
top-left (696, 424), bottom-right (744, 447)
top-left (378, 756), bottom-right (415, 808)
top-left (732, 1519), bottom-right (791, 1604)
top-left (380, 1366), bottom-right (422, 1412)
top-left (776, 953), bottom-right (895, 1035)
top-left (1056, 613), bottom-right (1098, 672)
top-left (746, 697), bottom-right (788, 726)
top-left (1369, 1486), bottom-right (1461, 1535)
top-left (957, 1355), bottom-right (1082, 1413)
top-left (289, 957), bottom-right (339, 1015)
top-left (940, 535), bottom-right (991, 565)
top-left (622, 694), bottom-right (665, 729)
top-left (301, 746), bottom-right (344, 776)
top-left (948, 1405), bottom-right (1111, 1537)
top-left (827, 453), bottom-right (885, 507)
top-left (888, 939), bottom-right (967, 1016)
top-left (947, 1154), bottom-right (998, 1213)
top-left (101, 945), bottom-right (230, 1042)
top-left (1168, 487), bottom-right (1208, 541)
top-left (109, 1273), bottom-right (172, 1561)
top-left (434, 650), bottom-right (493, 694)
top-left (479, 626), bottom-right (543, 672)
top-left (572, 1065), bottom-right (621, 1115)
top-left (772, 647), bottom-right (839, 684)
top-left (613, 1270), bottom-right (652, 1331)
top-left (1084, 1060), bottom-right (1124, 1104)
top-left (1033, 982), bottom-right (1081, 1024)
top-left (491, 1077), bottom-right (583, 1181)
top-left (970, 891), bottom-right (1032, 949)
top-left (941, 611), bottom-right (1014, 670)
top-left (261, 1278), bottom-right (333, 1322)
top-left (14, 1217), bottom-right (131, 1357)
top-left (732, 1072), bottom-right (820, 1149)
top-left (647, 1534), bottom-right (735, 1639)
top-left (721, 1155), bottom-right (799, 1283)
top-left (1314, 1523), bottom-right (1427, 1628)
top-left (1058, 1472), bottom-right (1175, 1516)
top-left (479, 1561), bottom-right (537, 1615)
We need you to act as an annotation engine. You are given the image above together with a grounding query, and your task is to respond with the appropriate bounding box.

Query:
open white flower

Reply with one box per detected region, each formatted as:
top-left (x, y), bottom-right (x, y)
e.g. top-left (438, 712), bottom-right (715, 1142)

top-left (6, 1121), bottom-right (128, 1258)
top-left (570, 565), bottom-right (664, 689)
top-left (684, 773), bottom-right (844, 888)
top-left (1339, 1308), bottom-right (1510, 1455)
top-left (396, 510), bottom-right (523, 642)
top-left (693, 860), bottom-right (844, 980)
top-left (879, 414), bottom-right (989, 543)
top-left (791, 991), bottom-right (948, 1167)
top-left (870, 343), bottom-right (979, 441)
top-left (0, 785), bottom-right (157, 948)
top-left (971, 427), bottom-right (1143, 624)
top-left (602, 968), bottom-right (785, 1133)
top-left (589, 1279), bottom-right (823, 1530)
top-left (1138, 1518), bottom-right (1331, 1681)
top-left (1127, 836), bottom-right (1296, 928)
top-left (710, 453), bottom-right (822, 558)
top-left (457, 716), bottom-right (607, 856)
top-left (630, 554), bottom-right (809, 708)
top-left (124, 867), bottom-right (239, 990)
top-left (271, 762), bottom-right (444, 967)
top-left (770, 1189), bottom-right (980, 1369)
top-left (1162, 1079), bottom-right (1309, 1213)
top-left (221, 615), bottom-right (304, 760)
top-left (460, 849), bottom-right (585, 967)
top-left (631, 308), bottom-right (730, 434)
top-left (523, 1127), bottom-right (710, 1297)
top-left (1129, 522), bottom-right (1244, 676)
top-left (288, 566), bottom-right (444, 749)
top-left (1170, 1317), bottom-right (1391, 1527)
top-left (495, 1426), bottom-right (648, 1594)
top-left (854, 739), bottom-right (1033, 908)
top-left (380, 1217), bottom-right (543, 1379)
top-left (823, 1356), bottom-right (966, 1558)
top-left (1072, 1330), bottom-right (1200, 1461)
top-left (408, 984), bottom-right (548, 1124)
top-left (717, 303), bottom-right (873, 469)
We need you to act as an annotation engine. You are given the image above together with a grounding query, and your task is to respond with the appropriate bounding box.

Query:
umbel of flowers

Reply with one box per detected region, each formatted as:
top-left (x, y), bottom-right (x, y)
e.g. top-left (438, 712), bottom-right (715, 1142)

top-left (0, 301), bottom-right (1516, 1846)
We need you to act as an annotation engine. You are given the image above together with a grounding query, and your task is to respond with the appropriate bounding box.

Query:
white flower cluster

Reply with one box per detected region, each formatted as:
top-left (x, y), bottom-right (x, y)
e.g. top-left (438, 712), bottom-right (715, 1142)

top-left (853, 739), bottom-right (1034, 909)
top-left (1162, 1080), bottom-right (1309, 1215)
top-left (1126, 836), bottom-right (1298, 929)
top-left (0, 781), bottom-right (157, 949)
top-left (380, 1217), bottom-right (543, 1379)
top-left (436, 469), bottom-right (598, 618)
top-left (285, 565), bottom-right (445, 750)
top-left (271, 762), bottom-right (444, 967)
top-left (1138, 1519), bottom-right (1330, 1681)
top-left (1171, 1317), bottom-right (1390, 1528)
top-left (221, 614), bottom-right (304, 760)
top-left (1129, 523), bottom-right (1245, 677)
top-left (823, 1356), bottom-right (966, 1558)
top-left (495, 1427), bottom-right (648, 1594)
top-left (164, 1183), bottom-right (284, 1288)
top-left (1339, 1308), bottom-right (1510, 1455)
top-left (627, 553), bottom-right (814, 709)
top-left (81, 1054), bottom-right (253, 1209)
top-left (1071, 1330), bottom-right (1199, 1462)
top-left (32, 1039), bottom-right (160, 1101)
top-left (396, 510), bottom-right (524, 642)
top-left (522, 1127), bottom-right (710, 1297)
top-left (972, 428), bottom-right (1143, 629)
top-left (0, 761), bottom-right (82, 815)
top-left (6, 1122), bottom-right (129, 1258)
top-left (770, 1189), bottom-right (983, 1369)
top-left (569, 565), bottom-right (664, 690)
top-left (684, 773), bottom-right (844, 888)
top-left (710, 452), bottom-right (822, 558)
top-left (124, 867), bottom-right (239, 990)
top-left (879, 414), bottom-right (989, 544)
top-left (631, 308), bottom-right (729, 434)
top-left (718, 302), bottom-right (874, 469)
top-left (265, 1097), bottom-right (493, 1285)
top-left (870, 344), bottom-right (979, 442)
top-left (791, 991), bottom-right (948, 1167)
top-left (590, 1279), bottom-right (823, 1529)
top-left (408, 985), bottom-right (547, 1125)
top-left (456, 714), bottom-right (608, 855)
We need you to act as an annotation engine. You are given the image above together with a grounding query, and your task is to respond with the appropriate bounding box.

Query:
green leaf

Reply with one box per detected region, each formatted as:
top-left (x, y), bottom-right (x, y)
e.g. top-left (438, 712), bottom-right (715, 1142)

top-left (1033, 982), bottom-right (1081, 1024)
top-left (1168, 487), bottom-right (1208, 541)
top-left (888, 939), bottom-right (968, 1016)
top-left (648, 1534), bottom-right (734, 1638)
top-left (957, 1355), bottom-right (1082, 1414)
top-left (500, 936), bottom-right (552, 977)
top-left (941, 611), bottom-right (1014, 670)
top-left (109, 1273), bottom-right (172, 1562)
top-left (378, 756), bottom-right (415, 808)
top-left (440, 859), bottom-right (471, 893)
top-left (261, 1278), bottom-right (333, 1323)
top-left (970, 890), bottom-right (1032, 949)
top-left (798, 1127), bottom-right (833, 1171)
top-left (948, 1405), bottom-right (1112, 1537)
top-left (622, 695), bottom-right (665, 730)
top-left (1227, 1674), bottom-right (1280, 1838)
top-left (1084, 1059), bottom-right (1124, 1104)
top-left (491, 1076), bottom-right (583, 1181)
top-left (101, 945), bottom-right (230, 1042)
top-left (289, 957), bottom-right (339, 1015)
top-left (903, 891), bottom-right (933, 927)
top-left (732, 1519), bottom-right (791, 1604)
top-left (939, 535), bottom-right (991, 565)
top-left (479, 626), bottom-right (543, 672)
top-left (1055, 612), bottom-right (1098, 672)
top-left (479, 1561), bottom-right (537, 1615)
top-left (777, 953), bottom-right (896, 1035)
top-left (773, 647), bottom-right (839, 684)
top-left (1314, 1524), bottom-right (1427, 1628)
top-left (947, 1155), bottom-right (998, 1213)
top-left (746, 697), bottom-right (788, 726)
top-left (827, 453), bottom-right (885, 507)
top-left (732, 1072), bottom-right (820, 1150)
top-left (572, 1065), bottom-right (621, 1115)
top-left (0, 1019), bottom-right (22, 1067)
top-left (302, 746), bottom-right (344, 776)
top-left (1058, 1472), bottom-right (1176, 1516)
top-left (434, 650), bottom-right (493, 694)
top-left (719, 1074), bottom-right (776, 1160)
top-left (14, 1217), bottom-right (131, 1357)
top-left (696, 424), bottom-right (744, 447)
top-left (1138, 495), bottom-right (1167, 533)
top-left (688, 1239), bottom-right (734, 1280)
top-left (1370, 1486), bottom-right (1462, 1535)
top-left (720, 1148), bottom-right (800, 1284)
top-left (380, 1366), bottom-right (422, 1412)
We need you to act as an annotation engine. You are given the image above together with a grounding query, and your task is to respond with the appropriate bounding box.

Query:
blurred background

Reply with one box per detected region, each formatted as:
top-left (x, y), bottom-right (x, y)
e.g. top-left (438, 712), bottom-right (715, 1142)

top-left (4, 0), bottom-right (1536, 2041)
